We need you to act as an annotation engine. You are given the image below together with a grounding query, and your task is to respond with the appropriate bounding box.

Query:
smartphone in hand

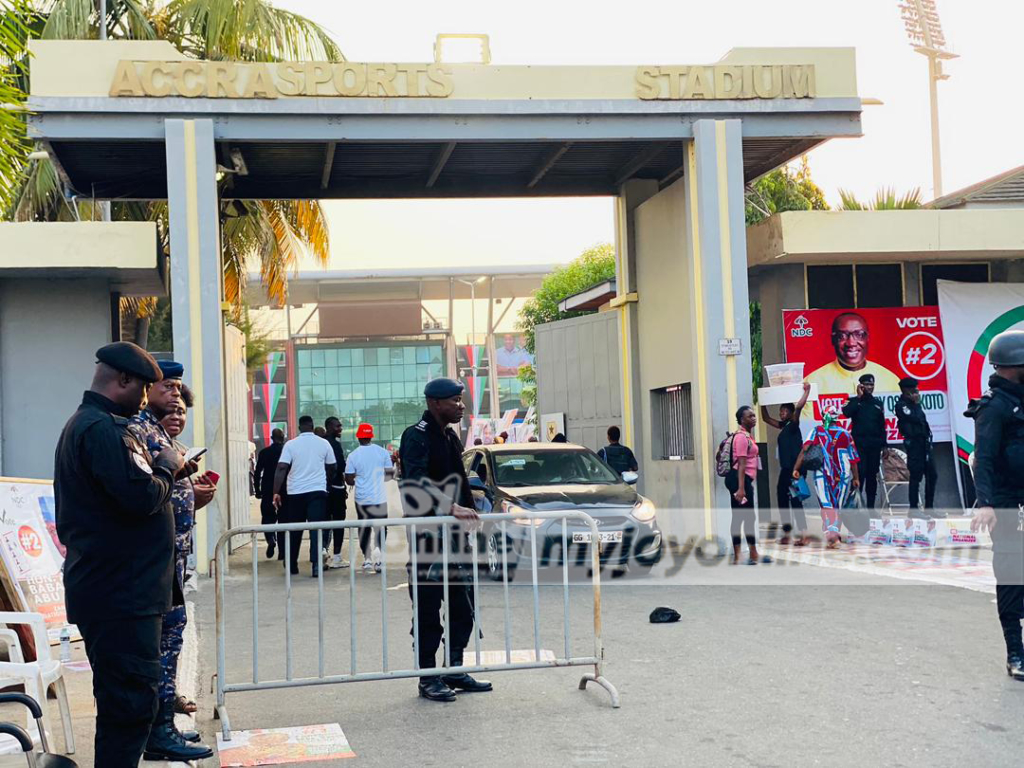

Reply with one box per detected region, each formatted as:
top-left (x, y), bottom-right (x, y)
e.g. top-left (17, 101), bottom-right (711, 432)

top-left (184, 446), bottom-right (207, 463)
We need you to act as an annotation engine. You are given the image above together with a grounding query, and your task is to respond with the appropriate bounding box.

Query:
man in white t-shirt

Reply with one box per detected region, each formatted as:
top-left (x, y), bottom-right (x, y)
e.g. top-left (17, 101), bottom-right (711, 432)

top-left (272, 415), bottom-right (336, 577)
top-left (345, 423), bottom-right (395, 573)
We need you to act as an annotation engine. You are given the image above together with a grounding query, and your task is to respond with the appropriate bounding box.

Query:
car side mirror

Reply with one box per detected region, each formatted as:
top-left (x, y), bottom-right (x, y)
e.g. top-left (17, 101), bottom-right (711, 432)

top-left (621, 471), bottom-right (639, 485)
top-left (469, 475), bottom-right (490, 494)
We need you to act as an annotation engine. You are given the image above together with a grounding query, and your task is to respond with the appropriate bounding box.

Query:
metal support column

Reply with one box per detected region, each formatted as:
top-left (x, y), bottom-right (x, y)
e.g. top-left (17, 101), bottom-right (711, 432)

top-left (687, 120), bottom-right (753, 539)
top-left (166, 118), bottom-right (226, 572)
top-left (614, 179), bottom-right (658, 484)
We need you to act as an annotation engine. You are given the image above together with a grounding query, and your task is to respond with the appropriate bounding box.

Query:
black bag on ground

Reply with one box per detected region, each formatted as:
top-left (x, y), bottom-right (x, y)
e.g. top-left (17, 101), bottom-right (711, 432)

top-left (649, 607), bottom-right (681, 624)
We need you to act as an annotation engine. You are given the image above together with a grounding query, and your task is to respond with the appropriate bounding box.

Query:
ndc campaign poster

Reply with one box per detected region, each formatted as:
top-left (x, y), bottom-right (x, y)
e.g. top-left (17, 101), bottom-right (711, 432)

top-left (782, 307), bottom-right (950, 442)
top-left (937, 281), bottom-right (1024, 467)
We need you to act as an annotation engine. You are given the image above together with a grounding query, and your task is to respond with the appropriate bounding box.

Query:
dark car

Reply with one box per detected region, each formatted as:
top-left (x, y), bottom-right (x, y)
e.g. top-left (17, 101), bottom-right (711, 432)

top-left (462, 443), bottom-right (662, 579)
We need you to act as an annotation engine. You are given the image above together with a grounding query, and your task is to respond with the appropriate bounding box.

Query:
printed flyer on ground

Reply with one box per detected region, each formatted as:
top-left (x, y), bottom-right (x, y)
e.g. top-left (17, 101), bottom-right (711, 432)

top-left (782, 307), bottom-right (950, 441)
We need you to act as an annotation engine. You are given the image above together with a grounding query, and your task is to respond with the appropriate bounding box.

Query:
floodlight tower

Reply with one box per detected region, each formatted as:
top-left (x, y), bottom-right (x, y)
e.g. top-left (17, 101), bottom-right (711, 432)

top-left (898, 0), bottom-right (957, 197)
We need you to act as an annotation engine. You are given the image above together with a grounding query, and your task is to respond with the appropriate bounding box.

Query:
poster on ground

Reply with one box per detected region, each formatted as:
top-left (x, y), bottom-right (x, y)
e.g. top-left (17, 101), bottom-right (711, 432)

top-left (937, 281), bottom-right (1024, 468)
top-left (782, 307), bottom-right (950, 441)
top-left (216, 723), bottom-right (355, 766)
top-left (0, 478), bottom-right (76, 641)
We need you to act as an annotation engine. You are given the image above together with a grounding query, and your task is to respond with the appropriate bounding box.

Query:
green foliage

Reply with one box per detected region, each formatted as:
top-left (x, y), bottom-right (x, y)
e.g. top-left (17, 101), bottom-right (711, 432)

top-left (745, 156), bottom-right (829, 226)
top-left (517, 243), bottom-right (616, 354)
top-left (838, 187), bottom-right (923, 211)
top-left (146, 297), bottom-right (174, 352)
top-left (749, 301), bottom-right (762, 398)
top-left (0, 0), bottom-right (32, 210)
top-left (517, 363), bottom-right (537, 408)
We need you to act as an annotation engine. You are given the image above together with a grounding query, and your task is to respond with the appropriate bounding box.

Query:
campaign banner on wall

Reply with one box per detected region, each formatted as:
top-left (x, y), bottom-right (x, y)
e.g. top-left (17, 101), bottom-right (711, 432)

top-left (782, 307), bottom-right (950, 442)
top-left (0, 478), bottom-right (73, 635)
top-left (936, 281), bottom-right (1024, 466)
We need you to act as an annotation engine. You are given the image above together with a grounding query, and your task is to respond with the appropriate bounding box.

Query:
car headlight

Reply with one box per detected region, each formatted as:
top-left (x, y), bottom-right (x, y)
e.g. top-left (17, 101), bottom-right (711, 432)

top-left (631, 497), bottom-right (657, 524)
top-left (502, 500), bottom-right (543, 526)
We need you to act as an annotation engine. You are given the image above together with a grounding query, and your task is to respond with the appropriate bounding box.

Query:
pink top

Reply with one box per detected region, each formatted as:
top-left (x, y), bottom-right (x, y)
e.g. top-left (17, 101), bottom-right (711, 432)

top-left (731, 430), bottom-right (759, 480)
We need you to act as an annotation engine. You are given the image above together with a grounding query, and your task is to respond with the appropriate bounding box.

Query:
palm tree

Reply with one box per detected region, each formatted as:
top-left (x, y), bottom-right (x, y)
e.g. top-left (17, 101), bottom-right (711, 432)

top-left (0, 0), bottom-right (31, 207)
top-left (837, 187), bottom-right (923, 211)
top-left (2, 0), bottom-right (341, 343)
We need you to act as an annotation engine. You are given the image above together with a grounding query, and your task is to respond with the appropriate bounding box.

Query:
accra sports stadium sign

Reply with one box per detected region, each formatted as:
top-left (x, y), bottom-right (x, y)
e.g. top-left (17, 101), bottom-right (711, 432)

top-left (108, 60), bottom-right (816, 100)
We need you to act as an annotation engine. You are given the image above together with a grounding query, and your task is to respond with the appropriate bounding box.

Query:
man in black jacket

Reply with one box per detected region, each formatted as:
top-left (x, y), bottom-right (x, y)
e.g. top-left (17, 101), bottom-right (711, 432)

top-left (843, 373), bottom-right (887, 509)
top-left (968, 330), bottom-right (1024, 682)
top-left (54, 343), bottom-right (191, 768)
top-left (895, 377), bottom-right (944, 518)
top-left (324, 416), bottom-right (349, 568)
top-left (399, 377), bottom-right (491, 702)
top-left (253, 428), bottom-right (285, 558)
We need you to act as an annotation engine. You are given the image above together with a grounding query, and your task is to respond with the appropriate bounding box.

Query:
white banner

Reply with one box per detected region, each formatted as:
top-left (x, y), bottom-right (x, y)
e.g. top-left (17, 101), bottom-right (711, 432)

top-left (936, 280), bottom-right (1024, 471)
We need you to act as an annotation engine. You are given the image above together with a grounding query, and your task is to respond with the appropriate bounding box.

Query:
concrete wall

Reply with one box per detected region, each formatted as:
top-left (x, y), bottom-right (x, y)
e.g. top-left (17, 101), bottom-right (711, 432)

top-left (0, 278), bottom-right (112, 479)
top-left (633, 179), bottom-right (701, 537)
top-left (535, 311), bottom-right (621, 452)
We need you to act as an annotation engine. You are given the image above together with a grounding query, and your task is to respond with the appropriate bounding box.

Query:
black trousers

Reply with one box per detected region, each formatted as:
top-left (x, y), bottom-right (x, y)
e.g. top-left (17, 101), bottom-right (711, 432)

top-left (776, 467), bottom-right (807, 533)
top-left (408, 576), bottom-right (476, 677)
top-left (325, 488), bottom-right (348, 555)
top-left (356, 502), bottom-right (387, 558)
top-left (906, 444), bottom-right (937, 509)
top-left (259, 495), bottom-right (277, 547)
top-left (77, 615), bottom-right (162, 768)
top-left (279, 491), bottom-right (328, 568)
top-left (730, 476), bottom-right (757, 550)
top-left (994, 551), bottom-right (1024, 657)
top-left (858, 443), bottom-right (883, 509)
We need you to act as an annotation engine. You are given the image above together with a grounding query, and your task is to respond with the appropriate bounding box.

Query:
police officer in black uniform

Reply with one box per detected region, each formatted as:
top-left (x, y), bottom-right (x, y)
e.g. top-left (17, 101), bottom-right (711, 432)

top-left (895, 376), bottom-right (945, 518)
top-left (399, 378), bottom-right (493, 702)
top-left (968, 331), bottom-right (1024, 681)
top-left (54, 343), bottom-right (191, 767)
top-left (843, 373), bottom-right (888, 509)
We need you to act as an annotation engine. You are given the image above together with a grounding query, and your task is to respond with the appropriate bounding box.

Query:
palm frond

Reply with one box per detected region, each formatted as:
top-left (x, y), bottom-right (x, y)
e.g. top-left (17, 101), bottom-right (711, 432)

top-left (166, 0), bottom-right (344, 62)
top-left (837, 188), bottom-right (864, 211)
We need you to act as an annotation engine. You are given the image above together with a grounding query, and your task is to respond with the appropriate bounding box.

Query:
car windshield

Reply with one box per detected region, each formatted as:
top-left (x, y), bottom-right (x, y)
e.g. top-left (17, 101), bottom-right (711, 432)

top-left (492, 450), bottom-right (621, 487)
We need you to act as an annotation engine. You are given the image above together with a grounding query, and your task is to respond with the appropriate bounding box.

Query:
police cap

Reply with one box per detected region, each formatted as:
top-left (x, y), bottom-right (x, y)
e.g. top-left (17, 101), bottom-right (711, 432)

top-left (424, 377), bottom-right (465, 400)
top-left (898, 377), bottom-right (919, 391)
top-left (96, 342), bottom-right (163, 383)
top-left (858, 374), bottom-right (875, 385)
top-left (987, 330), bottom-right (1024, 367)
top-left (158, 360), bottom-right (184, 380)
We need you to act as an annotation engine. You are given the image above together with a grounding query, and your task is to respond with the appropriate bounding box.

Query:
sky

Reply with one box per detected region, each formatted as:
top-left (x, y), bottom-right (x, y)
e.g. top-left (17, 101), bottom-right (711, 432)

top-left (273, 0), bottom-right (1023, 272)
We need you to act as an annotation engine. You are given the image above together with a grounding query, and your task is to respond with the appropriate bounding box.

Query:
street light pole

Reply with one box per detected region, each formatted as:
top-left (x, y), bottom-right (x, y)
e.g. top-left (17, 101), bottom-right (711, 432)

top-left (898, 0), bottom-right (957, 198)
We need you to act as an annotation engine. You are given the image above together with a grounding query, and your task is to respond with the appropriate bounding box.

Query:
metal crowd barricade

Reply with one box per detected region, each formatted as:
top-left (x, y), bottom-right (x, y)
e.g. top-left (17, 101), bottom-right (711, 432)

top-left (213, 511), bottom-right (620, 740)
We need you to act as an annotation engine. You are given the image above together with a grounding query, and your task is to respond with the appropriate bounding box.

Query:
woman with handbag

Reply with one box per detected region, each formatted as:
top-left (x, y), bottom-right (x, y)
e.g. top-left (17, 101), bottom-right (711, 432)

top-left (792, 405), bottom-right (860, 549)
top-left (728, 406), bottom-right (771, 565)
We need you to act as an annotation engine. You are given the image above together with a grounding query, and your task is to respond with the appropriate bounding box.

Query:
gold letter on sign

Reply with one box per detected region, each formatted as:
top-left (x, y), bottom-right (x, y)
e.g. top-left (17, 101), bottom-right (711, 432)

top-left (333, 63), bottom-right (366, 96)
top-left (304, 63), bottom-right (333, 95)
top-left (175, 62), bottom-right (204, 97)
top-left (241, 63), bottom-right (278, 98)
top-left (783, 65), bottom-right (815, 98)
top-left (682, 66), bottom-right (712, 99)
top-left (366, 63), bottom-right (399, 97)
top-left (396, 64), bottom-right (428, 97)
top-left (714, 66), bottom-right (743, 99)
top-left (752, 65), bottom-right (783, 98)
top-left (277, 62), bottom-right (304, 96)
top-left (207, 63), bottom-right (239, 98)
top-left (425, 64), bottom-right (454, 97)
top-left (140, 62), bottom-right (172, 97)
top-left (635, 66), bottom-right (660, 99)
top-left (110, 61), bottom-right (144, 97)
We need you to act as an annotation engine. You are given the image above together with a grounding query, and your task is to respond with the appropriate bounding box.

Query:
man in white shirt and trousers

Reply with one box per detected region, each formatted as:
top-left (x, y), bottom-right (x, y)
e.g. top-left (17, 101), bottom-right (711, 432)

top-left (345, 422), bottom-right (395, 573)
top-left (273, 414), bottom-right (336, 577)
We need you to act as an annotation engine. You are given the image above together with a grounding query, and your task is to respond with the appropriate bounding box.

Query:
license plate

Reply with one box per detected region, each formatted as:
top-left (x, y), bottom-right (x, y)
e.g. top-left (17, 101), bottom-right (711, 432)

top-left (572, 531), bottom-right (623, 544)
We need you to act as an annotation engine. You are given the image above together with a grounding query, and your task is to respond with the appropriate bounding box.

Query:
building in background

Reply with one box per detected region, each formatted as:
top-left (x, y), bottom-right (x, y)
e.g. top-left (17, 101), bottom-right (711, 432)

top-left (246, 266), bottom-right (549, 453)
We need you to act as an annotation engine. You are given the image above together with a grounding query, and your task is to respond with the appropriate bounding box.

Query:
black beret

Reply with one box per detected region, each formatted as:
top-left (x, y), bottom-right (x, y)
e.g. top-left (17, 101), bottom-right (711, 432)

top-left (96, 342), bottom-right (163, 383)
top-left (858, 374), bottom-right (875, 384)
top-left (424, 377), bottom-right (465, 400)
top-left (158, 360), bottom-right (184, 380)
top-left (899, 376), bottom-right (919, 390)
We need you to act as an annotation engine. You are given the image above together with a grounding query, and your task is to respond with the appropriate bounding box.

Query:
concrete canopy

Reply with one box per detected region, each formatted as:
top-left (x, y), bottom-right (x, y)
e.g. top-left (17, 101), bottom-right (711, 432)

top-left (28, 41), bottom-right (862, 200)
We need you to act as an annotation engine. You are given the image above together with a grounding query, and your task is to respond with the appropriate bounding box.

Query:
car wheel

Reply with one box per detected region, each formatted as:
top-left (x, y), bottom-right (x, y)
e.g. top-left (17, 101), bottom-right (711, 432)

top-left (486, 531), bottom-right (517, 581)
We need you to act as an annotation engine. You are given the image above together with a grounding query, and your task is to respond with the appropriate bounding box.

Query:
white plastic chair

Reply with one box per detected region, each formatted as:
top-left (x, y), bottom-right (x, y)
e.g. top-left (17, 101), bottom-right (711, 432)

top-left (0, 613), bottom-right (74, 756)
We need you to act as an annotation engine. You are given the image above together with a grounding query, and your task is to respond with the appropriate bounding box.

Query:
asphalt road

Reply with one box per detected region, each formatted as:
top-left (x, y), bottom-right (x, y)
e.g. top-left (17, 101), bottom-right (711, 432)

top-left (191, 539), bottom-right (1024, 768)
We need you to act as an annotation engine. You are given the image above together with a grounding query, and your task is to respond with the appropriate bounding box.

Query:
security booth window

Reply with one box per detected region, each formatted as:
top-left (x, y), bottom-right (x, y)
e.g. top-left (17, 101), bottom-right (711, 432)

top-left (806, 265), bottom-right (854, 309)
top-left (807, 264), bottom-right (904, 309)
top-left (651, 383), bottom-right (695, 460)
top-left (921, 262), bottom-right (989, 305)
top-left (854, 264), bottom-right (903, 307)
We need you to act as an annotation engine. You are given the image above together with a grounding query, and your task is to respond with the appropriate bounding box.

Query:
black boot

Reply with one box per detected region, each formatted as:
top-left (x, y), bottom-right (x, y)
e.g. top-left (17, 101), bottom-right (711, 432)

top-left (442, 652), bottom-right (492, 692)
top-left (143, 700), bottom-right (213, 761)
top-left (418, 676), bottom-right (457, 701)
top-left (1007, 654), bottom-right (1024, 681)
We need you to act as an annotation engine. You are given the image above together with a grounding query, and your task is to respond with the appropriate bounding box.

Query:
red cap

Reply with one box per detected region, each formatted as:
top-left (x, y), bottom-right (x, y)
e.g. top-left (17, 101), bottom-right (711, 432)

top-left (356, 423), bottom-right (374, 439)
